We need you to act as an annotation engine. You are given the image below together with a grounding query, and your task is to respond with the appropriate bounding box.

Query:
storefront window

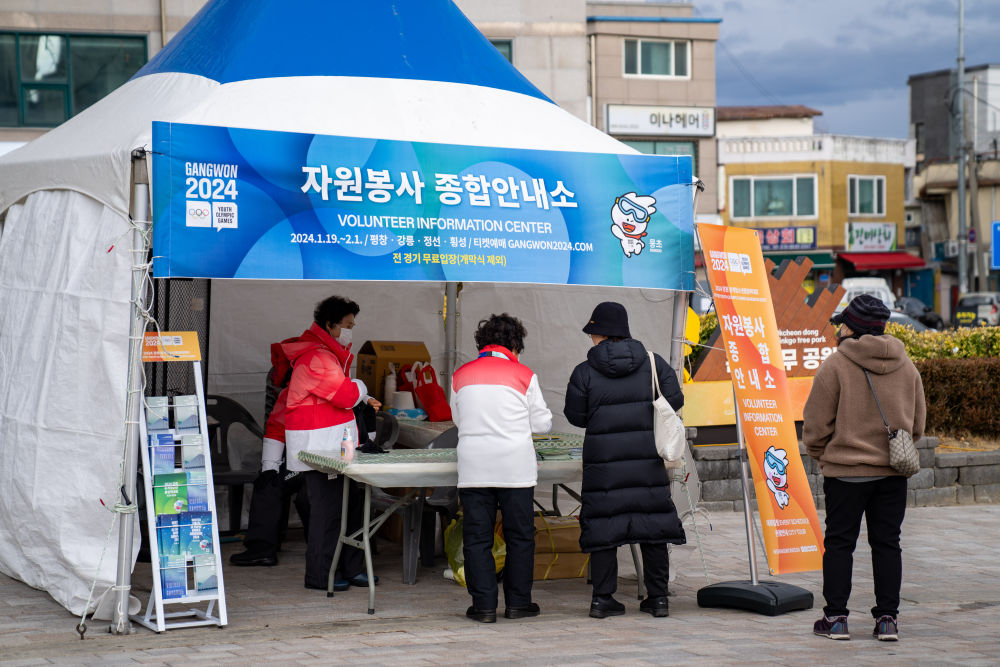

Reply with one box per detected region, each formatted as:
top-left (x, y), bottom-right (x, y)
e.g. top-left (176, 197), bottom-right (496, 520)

top-left (731, 175), bottom-right (816, 219)
top-left (0, 31), bottom-right (146, 127)
top-left (624, 39), bottom-right (689, 78)
top-left (622, 139), bottom-right (698, 175)
top-left (848, 175), bottom-right (885, 216)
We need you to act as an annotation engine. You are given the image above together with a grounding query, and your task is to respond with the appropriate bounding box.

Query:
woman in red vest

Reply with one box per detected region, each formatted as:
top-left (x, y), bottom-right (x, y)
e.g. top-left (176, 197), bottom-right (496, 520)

top-left (283, 296), bottom-right (381, 590)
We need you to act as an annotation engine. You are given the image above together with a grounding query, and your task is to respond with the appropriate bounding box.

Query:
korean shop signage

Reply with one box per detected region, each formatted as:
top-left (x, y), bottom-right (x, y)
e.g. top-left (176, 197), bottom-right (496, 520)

top-left (152, 122), bottom-right (694, 290)
top-left (607, 104), bottom-right (715, 137)
top-left (845, 222), bottom-right (897, 252)
top-left (755, 226), bottom-right (816, 251)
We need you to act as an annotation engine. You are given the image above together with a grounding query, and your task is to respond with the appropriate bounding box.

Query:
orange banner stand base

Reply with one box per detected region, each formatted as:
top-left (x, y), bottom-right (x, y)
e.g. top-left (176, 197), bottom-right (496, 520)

top-left (697, 580), bottom-right (813, 617)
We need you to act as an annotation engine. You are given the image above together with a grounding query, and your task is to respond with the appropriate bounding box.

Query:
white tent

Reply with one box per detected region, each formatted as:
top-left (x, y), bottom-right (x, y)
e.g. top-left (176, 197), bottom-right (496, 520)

top-left (0, 0), bottom-right (690, 616)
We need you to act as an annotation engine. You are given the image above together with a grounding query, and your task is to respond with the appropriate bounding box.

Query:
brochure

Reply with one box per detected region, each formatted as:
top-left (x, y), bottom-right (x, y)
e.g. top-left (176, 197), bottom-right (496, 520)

top-left (160, 555), bottom-right (187, 599)
top-left (181, 433), bottom-right (205, 469)
top-left (173, 394), bottom-right (200, 430)
top-left (180, 511), bottom-right (213, 556)
top-left (153, 472), bottom-right (188, 514)
top-left (193, 554), bottom-right (218, 592)
top-left (149, 433), bottom-right (177, 475)
top-left (146, 396), bottom-right (169, 431)
top-left (186, 469), bottom-right (209, 511)
top-left (156, 514), bottom-right (181, 557)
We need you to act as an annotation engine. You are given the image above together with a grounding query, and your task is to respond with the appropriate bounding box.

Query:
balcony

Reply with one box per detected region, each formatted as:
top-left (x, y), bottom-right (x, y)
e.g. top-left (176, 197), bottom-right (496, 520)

top-left (718, 134), bottom-right (913, 166)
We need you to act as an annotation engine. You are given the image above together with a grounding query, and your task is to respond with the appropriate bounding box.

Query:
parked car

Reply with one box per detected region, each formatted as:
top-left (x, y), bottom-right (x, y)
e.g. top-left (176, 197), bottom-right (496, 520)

top-left (954, 292), bottom-right (1000, 327)
top-left (834, 277), bottom-right (895, 313)
top-left (887, 311), bottom-right (930, 332)
top-left (895, 296), bottom-right (944, 330)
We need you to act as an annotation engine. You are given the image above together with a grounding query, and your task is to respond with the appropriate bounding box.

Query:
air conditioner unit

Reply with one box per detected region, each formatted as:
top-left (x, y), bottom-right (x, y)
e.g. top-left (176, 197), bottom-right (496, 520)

top-left (944, 240), bottom-right (959, 258)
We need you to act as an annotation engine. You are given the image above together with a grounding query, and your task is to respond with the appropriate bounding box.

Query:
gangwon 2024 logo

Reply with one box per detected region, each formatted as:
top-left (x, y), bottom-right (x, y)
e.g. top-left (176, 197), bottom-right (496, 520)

top-left (183, 162), bottom-right (239, 231)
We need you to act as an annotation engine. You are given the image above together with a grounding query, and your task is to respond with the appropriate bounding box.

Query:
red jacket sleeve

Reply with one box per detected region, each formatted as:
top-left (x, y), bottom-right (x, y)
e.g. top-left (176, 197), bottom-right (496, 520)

top-left (296, 350), bottom-right (361, 409)
top-left (264, 388), bottom-right (288, 443)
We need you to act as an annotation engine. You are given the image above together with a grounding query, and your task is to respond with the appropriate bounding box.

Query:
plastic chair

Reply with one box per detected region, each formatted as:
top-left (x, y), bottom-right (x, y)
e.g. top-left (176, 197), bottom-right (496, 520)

top-left (205, 394), bottom-right (262, 535)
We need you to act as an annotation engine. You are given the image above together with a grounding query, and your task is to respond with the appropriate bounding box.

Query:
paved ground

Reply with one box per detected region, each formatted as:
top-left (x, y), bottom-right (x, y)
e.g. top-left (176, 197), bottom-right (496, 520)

top-left (2, 504), bottom-right (998, 666)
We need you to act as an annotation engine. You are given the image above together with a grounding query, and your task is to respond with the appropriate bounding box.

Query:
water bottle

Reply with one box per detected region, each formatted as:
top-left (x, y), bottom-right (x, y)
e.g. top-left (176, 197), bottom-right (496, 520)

top-left (383, 364), bottom-right (397, 408)
top-left (341, 427), bottom-right (355, 462)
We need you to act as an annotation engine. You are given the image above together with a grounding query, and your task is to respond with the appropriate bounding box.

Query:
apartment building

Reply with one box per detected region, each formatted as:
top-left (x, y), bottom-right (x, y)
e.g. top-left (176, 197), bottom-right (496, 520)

top-left (717, 106), bottom-right (918, 299)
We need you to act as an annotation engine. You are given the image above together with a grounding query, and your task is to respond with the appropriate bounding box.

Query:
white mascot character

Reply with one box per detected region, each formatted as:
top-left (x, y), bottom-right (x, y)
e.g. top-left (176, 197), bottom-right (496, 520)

top-left (610, 192), bottom-right (656, 257)
top-left (764, 446), bottom-right (791, 509)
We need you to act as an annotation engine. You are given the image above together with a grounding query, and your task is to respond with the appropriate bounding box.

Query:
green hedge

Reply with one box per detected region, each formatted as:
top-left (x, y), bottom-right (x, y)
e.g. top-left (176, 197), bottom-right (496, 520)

top-left (915, 357), bottom-right (1000, 438)
top-left (886, 323), bottom-right (1000, 361)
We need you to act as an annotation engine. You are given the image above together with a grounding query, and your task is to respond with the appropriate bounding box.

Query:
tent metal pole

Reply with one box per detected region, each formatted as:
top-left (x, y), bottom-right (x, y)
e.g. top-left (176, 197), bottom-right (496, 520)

top-left (444, 282), bottom-right (458, 396)
top-left (110, 150), bottom-right (151, 634)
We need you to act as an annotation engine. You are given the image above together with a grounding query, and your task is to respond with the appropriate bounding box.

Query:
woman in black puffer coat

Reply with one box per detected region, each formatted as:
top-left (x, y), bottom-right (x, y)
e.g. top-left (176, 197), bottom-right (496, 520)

top-left (564, 302), bottom-right (686, 619)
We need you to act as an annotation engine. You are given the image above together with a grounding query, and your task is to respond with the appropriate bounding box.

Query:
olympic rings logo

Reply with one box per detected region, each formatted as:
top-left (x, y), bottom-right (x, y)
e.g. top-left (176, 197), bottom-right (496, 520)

top-left (188, 207), bottom-right (210, 217)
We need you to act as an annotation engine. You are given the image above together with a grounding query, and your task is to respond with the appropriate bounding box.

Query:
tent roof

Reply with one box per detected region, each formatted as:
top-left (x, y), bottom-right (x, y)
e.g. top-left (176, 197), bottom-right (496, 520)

top-left (136, 0), bottom-right (550, 102)
top-left (0, 0), bottom-right (630, 217)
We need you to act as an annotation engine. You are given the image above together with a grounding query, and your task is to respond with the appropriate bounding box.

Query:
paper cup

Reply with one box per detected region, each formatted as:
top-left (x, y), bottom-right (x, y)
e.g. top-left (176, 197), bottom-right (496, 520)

top-left (392, 391), bottom-right (415, 409)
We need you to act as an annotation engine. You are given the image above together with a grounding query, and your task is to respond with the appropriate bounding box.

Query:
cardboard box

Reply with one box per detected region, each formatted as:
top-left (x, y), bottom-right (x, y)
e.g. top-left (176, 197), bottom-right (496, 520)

top-left (533, 552), bottom-right (590, 580)
top-left (534, 515), bottom-right (582, 554)
top-left (356, 341), bottom-right (431, 403)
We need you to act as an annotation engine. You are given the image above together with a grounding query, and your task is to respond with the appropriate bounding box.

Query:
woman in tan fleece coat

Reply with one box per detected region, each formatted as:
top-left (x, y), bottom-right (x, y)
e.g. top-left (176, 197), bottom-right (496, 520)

top-left (803, 294), bottom-right (925, 643)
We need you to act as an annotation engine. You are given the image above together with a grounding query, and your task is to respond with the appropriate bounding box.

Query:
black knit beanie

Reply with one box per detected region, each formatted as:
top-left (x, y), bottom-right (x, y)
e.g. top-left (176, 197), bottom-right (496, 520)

top-left (830, 294), bottom-right (890, 336)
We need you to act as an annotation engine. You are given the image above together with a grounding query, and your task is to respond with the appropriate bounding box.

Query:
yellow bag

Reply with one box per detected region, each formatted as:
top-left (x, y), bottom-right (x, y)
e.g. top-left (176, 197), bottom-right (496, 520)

top-left (443, 516), bottom-right (506, 588)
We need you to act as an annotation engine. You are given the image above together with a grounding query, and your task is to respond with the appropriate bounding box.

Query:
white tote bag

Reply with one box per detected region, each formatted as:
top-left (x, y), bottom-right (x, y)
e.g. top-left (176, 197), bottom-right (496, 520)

top-left (648, 352), bottom-right (686, 469)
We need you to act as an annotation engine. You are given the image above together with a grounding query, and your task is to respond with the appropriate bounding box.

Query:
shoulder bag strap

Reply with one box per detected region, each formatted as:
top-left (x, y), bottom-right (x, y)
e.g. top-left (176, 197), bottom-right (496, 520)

top-left (862, 368), bottom-right (891, 434)
top-left (648, 351), bottom-right (661, 400)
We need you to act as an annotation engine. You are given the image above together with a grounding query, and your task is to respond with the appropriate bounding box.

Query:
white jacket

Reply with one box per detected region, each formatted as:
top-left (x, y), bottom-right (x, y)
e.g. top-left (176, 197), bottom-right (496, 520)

top-left (450, 346), bottom-right (552, 488)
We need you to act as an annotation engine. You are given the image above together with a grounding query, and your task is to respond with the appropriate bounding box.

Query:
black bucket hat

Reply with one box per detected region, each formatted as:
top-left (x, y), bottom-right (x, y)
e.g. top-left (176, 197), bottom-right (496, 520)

top-left (583, 301), bottom-right (631, 338)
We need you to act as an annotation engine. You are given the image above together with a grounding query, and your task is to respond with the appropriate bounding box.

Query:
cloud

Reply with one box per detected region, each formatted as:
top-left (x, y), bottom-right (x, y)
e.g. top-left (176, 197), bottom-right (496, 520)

top-left (714, 0), bottom-right (998, 137)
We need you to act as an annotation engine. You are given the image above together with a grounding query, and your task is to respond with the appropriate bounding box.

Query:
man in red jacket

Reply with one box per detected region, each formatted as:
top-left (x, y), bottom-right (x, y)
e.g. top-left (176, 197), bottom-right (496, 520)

top-left (283, 296), bottom-right (381, 590)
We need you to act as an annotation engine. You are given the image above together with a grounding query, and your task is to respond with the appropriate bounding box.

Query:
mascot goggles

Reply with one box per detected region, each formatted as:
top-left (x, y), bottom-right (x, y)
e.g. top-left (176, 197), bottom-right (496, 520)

top-left (765, 450), bottom-right (786, 474)
top-left (616, 196), bottom-right (650, 223)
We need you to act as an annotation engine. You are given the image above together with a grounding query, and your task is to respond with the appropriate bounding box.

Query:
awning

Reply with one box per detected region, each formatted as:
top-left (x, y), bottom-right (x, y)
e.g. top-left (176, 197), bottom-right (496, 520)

top-left (838, 252), bottom-right (925, 271)
top-left (764, 251), bottom-right (836, 269)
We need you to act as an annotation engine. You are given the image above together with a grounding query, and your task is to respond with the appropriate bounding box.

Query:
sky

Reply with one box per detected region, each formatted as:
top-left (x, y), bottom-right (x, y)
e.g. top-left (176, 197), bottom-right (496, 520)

top-left (696, 0), bottom-right (999, 139)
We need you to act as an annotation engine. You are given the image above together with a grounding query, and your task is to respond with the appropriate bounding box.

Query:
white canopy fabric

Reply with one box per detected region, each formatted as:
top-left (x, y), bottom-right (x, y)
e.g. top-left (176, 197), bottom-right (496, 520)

top-left (0, 0), bottom-right (682, 615)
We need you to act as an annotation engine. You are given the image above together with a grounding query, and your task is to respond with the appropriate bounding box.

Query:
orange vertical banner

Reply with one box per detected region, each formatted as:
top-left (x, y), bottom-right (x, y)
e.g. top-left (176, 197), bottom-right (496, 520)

top-left (697, 224), bottom-right (823, 574)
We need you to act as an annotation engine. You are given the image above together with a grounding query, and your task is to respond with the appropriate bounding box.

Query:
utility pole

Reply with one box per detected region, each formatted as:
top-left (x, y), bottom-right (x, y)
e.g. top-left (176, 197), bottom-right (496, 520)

top-left (957, 0), bottom-right (968, 295)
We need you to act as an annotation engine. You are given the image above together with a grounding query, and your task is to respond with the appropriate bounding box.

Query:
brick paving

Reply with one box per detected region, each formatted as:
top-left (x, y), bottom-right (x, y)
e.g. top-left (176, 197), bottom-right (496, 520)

top-left (2, 505), bottom-right (998, 665)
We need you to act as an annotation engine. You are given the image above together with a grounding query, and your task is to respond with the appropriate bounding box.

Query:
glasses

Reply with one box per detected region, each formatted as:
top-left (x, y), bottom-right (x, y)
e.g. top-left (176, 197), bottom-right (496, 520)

top-left (765, 450), bottom-right (786, 475)
top-left (616, 196), bottom-right (650, 223)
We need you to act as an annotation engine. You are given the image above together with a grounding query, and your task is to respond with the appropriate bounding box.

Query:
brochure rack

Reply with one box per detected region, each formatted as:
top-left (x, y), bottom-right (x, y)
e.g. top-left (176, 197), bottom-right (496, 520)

top-left (133, 333), bottom-right (227, 632)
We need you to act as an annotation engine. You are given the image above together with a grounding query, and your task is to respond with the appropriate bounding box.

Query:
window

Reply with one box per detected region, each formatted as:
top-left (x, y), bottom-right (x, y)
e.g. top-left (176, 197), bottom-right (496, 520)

top-left (730, 176), bottom-right (817, 219)
top-left (622, 140), bottom-right (698, 175)
top-left (0, 31), bottom-right (146, 127)
top-left (848, 175), bottom-right (885, 216)
top-left (489, 39), bottom-right (512, 63)
top-left (623, 39), bottom-right (689, 78)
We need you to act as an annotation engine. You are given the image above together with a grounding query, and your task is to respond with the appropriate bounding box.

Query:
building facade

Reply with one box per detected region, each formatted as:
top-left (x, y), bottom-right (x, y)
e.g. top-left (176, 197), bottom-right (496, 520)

top-left (717, 106), bottom-right (917, 299)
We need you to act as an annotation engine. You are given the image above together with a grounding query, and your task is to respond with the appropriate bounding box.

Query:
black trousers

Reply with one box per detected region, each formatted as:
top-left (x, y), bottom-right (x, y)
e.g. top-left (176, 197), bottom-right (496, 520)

top-left (303, 471), bottom-right (364, 587)
top-left (822, 476), bottom-right (907, 619)
top-left (459, 487), bottom-right (535, 611)
top-left (242, 469), bottom-right (310, 556)
top-left (590, 543), bottom-right (669, 599)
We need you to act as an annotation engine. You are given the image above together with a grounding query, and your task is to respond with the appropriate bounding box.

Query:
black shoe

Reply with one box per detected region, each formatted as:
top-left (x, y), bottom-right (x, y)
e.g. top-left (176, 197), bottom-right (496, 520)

top-left (590, 596), bottom-right (626, 619)
top-left (347, 573), bottom-right (379, 587)
top-left (466, 606), bottom-right (497, 623)
top-left (639, 596), bottom-right (669, 618)
top-left (305, 579), bottom-right (350, 592)
top-left (505, 602), bottom-right (540, 619)
top-left (229, 551), bottom-right (278, 567)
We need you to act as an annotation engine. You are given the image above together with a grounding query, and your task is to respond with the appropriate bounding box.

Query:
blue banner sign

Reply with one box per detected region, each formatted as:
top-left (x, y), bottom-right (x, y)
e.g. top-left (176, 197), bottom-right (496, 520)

top-left (993, 221), bottom-right (1000, 271)
top-left (152, 122), bottom-right (694, 290)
